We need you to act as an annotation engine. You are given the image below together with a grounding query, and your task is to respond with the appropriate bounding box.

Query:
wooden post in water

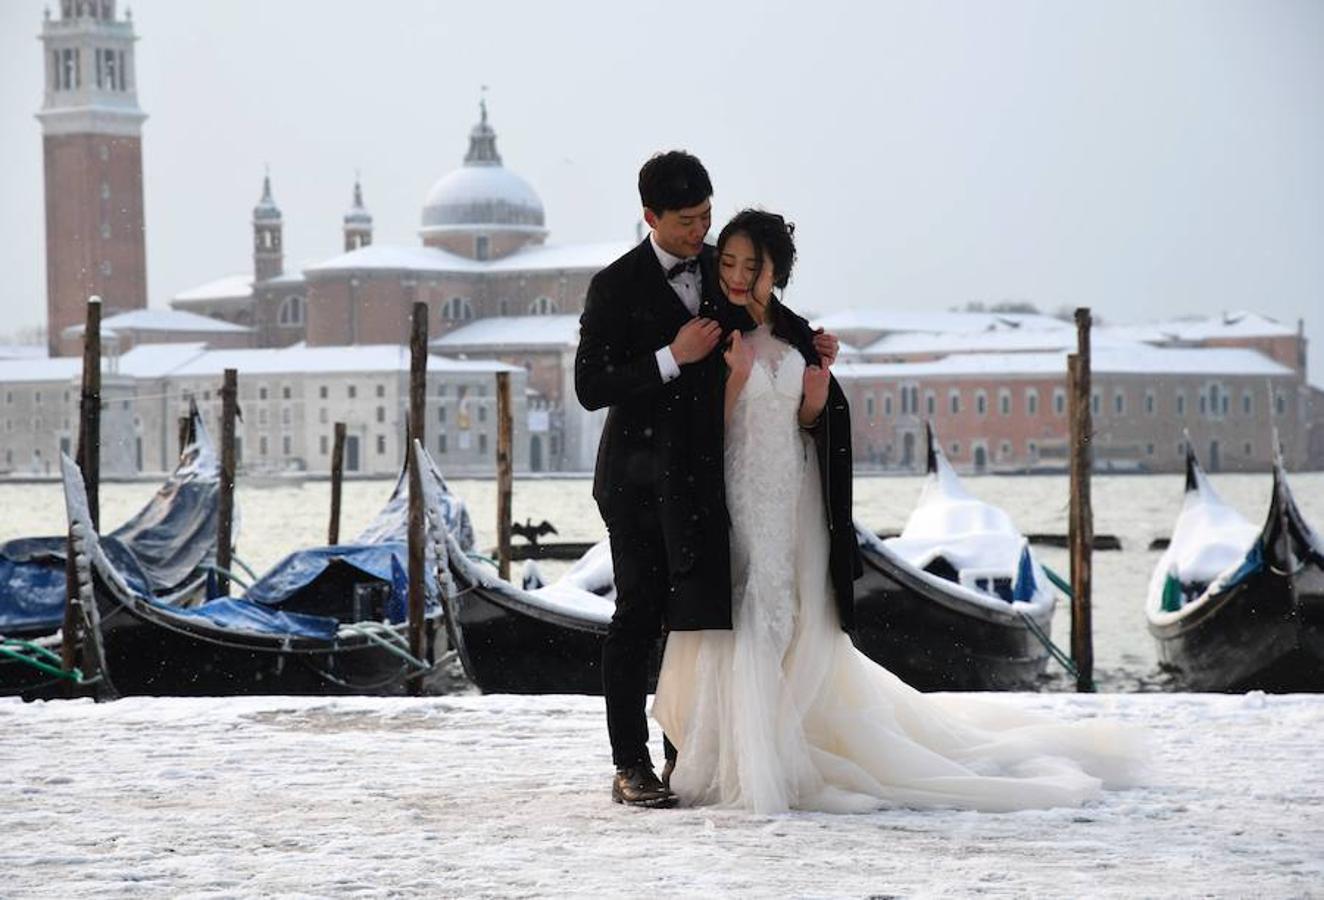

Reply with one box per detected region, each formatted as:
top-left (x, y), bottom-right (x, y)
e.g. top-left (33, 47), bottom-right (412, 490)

top-left (177, 415), bottom-right (190, 459)
top-left (1067, 307), bottom-right (1095, 692)
top-left (217, 369), bottom-right (238, 597)
top-left (407, 302), bottom-right (428, 695)
top-left (496, 371), bottom-right (513, 582)
top-left (63, 295), bottom-right (102, 694)
top-left (328, 422), bottom-right (347, 545)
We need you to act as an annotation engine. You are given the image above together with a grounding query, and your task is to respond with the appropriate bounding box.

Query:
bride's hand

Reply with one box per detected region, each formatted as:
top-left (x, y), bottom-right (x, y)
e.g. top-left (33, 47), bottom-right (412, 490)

top-left (724, 330), bottom-right (754, 381)
top-left (801, 364), bottom-right (830, 425)
top-left (812, 328), bottom-right (840, 367)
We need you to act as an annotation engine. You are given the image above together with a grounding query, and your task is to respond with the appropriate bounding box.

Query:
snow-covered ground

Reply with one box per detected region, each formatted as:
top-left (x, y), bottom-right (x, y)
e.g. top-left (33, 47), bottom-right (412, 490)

top-left (2, 692), bottom-right (1321, 898)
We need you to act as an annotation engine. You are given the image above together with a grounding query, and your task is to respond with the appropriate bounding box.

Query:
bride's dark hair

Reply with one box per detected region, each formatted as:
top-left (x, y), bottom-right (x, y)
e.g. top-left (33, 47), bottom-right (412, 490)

top-left (715, 209), bottom-right (797, 294)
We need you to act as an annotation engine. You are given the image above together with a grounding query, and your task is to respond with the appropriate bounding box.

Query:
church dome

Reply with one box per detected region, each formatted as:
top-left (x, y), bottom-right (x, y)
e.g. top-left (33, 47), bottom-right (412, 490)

top-left (420, 102), bottom-right (546, 235)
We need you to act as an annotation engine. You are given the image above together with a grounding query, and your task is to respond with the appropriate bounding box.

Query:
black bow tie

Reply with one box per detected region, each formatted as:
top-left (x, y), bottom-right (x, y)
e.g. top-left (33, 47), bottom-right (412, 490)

top-left (666, 257), bottom-right (700, 280)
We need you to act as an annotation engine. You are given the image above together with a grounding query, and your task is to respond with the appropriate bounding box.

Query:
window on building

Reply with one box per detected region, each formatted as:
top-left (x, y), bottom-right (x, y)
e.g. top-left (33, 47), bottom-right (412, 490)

top-left (376, 406), bottom-right (385, 423)
top-left (1275, 392), bottom-right (1286, 416)
top-left (950, 442), bottom-right (960, 456)
top-left (999, 390), bottom-right (1011, 416)
top-left (1028, 440), bottom-right (1038, 458)
top-left (319, 385), bottom-right (328, 399)
top-left (881, 395), bottom-right (890, 417)
top-left (375, 384), bottom-right (385, 398)
top-left (529, 297), bottom-right (560, 315)
top-left (1091, 391), bottom-right (1101, 416)
top-left (1221, 395), bottom-right (1229, 415)
top-left (1199, 395), bottom-right (1207, 415)
top-left (1053, 389), bottom-right (1066, 416)
top-left (975, 391), bottom-right (988, 416)
top-left (259, 435), bottom-right (269, 456)
top-left (1145, 391), bottom-right (1155, 415)
top-left (949, 391), bottom-right (960, 415)
top-left (318, 407), bottom-right (327, 424)
top-left (478, 405), bottom-right (488, 423)
top-left (348, 385), bottom-right (357, 399)
top-left (278, 296), bottom-right (303, 326)
top-left (1147, 443), bottom-right (1155, 456)
top-left (442, 297), bottom-right (474, 322)
top-left (1000, 441), bottom-right (1012, 459)
top-left (281, 385), bottom-right (291, 400)
top-left (437, 384), bottom-right (448, 397)
top-left (1176, 391), bottom-right (1186, 416)
top-left (258, 408), bottom-right (268, 426)
top-left (1026, 389), bottom-right (1039, 416)
top-left (479, 433), bottom-right (489, 455)
top-left (438, 433), bottom-right (447, 454)
top-left (925, 392), bottom-right (936, 416)
top-left (376, 435), bottom-right (386, 455)
top-left (1242, 393), bottom-right (1252, 416)
top-left (282, 435), bottom-right (291, 456)
top-left (34, 392), bottom-right (42, 406)
top-left (475, 235), bottom-right (490, 261)
top-left (319, 435), bottom-right (328, 455)
top-left (438, 406), bottom-right (447, 423)
top-left (281, 408), bottom-right (291, 426)
top-left (259, 386), bottom-right (268, 400)
top-left (1244, 441), bottom-right (1253, 456)
top-left (1114, 391), bottom-right (1125, 415)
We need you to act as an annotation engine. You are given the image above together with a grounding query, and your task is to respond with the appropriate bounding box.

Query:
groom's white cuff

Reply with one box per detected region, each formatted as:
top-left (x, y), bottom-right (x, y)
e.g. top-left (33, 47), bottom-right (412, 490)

top-left (655, 345), bottom-right (681, 382)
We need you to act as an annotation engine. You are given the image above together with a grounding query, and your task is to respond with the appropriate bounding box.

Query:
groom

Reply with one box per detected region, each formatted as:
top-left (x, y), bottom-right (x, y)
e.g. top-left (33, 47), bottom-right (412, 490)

top-left (575, 151), bottom-right (837, 808)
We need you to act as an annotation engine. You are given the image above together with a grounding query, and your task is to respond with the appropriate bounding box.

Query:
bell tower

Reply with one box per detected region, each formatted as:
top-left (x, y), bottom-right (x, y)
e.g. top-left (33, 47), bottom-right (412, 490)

top-left (253, 171), bottom-right (283, 281)
top-left (38, 0), bottom-right (149, 356)
top-left (343, 175), bottom-right (372, 252)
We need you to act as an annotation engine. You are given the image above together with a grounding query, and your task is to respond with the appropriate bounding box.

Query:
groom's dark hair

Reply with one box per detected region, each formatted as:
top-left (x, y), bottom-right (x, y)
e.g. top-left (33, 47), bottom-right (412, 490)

top-left (639, 151), bottom-right (712, 215)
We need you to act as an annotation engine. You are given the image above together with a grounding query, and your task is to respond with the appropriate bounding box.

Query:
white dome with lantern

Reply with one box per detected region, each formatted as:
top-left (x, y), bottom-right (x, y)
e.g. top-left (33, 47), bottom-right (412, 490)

top-left (420, 101), bottom-right (547, 241)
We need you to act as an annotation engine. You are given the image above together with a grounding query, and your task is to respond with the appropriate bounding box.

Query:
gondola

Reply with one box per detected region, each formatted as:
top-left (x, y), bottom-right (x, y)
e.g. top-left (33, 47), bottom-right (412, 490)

top-left (1146, 443), bottom-right (1324, 691)
top-left (851, 424), bottom-right (1060, 691)
top-left (441, 532), bottom-right (624, 694)
top-left (1, 403), bottom-right (227, 696)
top-left (58, 441), bottom-right (470, 697)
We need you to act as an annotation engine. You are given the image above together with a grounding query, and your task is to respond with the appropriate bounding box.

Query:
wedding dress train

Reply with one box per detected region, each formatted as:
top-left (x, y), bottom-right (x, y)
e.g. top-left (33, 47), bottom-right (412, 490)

top-left (652, 325), bottom-right (1146, 814)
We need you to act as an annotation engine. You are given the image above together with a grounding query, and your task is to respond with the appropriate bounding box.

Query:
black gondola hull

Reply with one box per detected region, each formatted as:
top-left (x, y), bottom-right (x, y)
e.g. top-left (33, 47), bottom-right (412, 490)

top-left (93, 588), bottom-right (447, 697)
top-left (853, 541), bottom-right (1052, 691)
top-left (1149, 565), bottom-right (1324, 692)
top-left (446, 565), bottom-right (660, 696)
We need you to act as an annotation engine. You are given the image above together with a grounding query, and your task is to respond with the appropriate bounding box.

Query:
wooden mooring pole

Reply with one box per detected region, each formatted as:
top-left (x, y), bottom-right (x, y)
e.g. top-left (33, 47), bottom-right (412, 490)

top-left (217, 369), bottom-right (238, 597)
top-left (63, 295), bottom-right (102, 695)
top-left (177, 415), bottom-right (190, 459)
top-left (407, 302), bottom-right (428, 696)
top-left (328, 422), bottom-right (347, 545)
top-left (1067, 307), bottom-right (1095, 692)
top-left (496, 371), bottom-right (513, 582)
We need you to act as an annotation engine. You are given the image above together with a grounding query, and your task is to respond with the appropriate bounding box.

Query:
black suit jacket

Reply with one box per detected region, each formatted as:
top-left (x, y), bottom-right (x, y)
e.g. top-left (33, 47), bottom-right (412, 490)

top-left (575, 238), bottom-right (749, 630)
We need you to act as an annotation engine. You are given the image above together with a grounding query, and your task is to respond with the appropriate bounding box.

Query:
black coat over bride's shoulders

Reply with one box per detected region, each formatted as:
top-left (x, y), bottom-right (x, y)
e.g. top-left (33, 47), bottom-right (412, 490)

top-left (755, 299), bottom-right (865, 632)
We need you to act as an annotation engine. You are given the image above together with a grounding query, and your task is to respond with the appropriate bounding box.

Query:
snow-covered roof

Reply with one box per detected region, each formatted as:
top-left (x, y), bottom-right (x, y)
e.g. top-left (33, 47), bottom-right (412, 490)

top-left (162, 345), bottom-right (523, 378)
top-left (863, 328), bottom-right (1139, 357)
top-left (0, 357), bottom-right (81, 384)
top-left (833, 346), bottom-right (1296, 379)
top-left (171, 274), bottom-right (254, 303)
top-left (62, 308), bottom-right (252, 338)
top-left (304, 241), bottom-right (632, 276)
top-left (0, 345), bottom-right (47, 361)
top-left (116, 342), bottom-right (209, 378)
top-left (812, 309), bottom-right (1071, 335)
top-left (1153, 311), bottom-right (1298, 341)
top-left (432, 315), bottom-right (581, 349)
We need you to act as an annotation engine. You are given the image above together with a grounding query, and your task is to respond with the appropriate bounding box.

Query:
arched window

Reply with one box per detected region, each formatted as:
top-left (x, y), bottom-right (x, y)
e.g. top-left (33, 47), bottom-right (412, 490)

top-left (442, 297), bottom-right (474, 322)
top-left (529, 296), bottom-right (560, 315)
top-left (277, 295), bottom-right (303, 326)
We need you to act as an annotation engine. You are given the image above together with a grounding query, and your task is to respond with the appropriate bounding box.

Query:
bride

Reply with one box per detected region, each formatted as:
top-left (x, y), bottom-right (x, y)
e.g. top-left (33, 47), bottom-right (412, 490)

top-left (652, 210), bottom-right (1145, 814)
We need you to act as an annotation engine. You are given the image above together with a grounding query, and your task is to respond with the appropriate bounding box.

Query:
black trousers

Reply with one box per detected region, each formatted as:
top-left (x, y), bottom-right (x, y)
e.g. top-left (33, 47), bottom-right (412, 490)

top-left (602, 498), bottom-right (678, 769)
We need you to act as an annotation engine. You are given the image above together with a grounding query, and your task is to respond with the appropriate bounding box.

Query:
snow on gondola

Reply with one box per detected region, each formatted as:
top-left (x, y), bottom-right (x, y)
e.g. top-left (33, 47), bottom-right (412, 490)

top-left (57, 441), bottom-right (468, 697)
top-left (852, 423), bottom-right (1060, 690)
top-left (1, 402), bottom-right (229, 695)
top-left (1146, 442), bottom-right (1324, 691)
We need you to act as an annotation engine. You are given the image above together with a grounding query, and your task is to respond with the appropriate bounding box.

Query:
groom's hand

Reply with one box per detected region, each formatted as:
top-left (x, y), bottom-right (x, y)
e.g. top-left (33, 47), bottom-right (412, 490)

top-left (671, 317), bottom-right (722, 365)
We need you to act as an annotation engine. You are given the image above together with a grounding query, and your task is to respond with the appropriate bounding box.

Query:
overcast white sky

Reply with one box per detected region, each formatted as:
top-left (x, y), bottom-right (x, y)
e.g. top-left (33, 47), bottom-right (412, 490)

top-left (1, 0), bottom-right (1321, 378)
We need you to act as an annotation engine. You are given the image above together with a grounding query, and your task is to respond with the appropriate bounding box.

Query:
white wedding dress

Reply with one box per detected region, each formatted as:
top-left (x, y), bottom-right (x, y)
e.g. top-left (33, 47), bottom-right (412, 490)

top-left (652, 325), bottom-right (1146, 814)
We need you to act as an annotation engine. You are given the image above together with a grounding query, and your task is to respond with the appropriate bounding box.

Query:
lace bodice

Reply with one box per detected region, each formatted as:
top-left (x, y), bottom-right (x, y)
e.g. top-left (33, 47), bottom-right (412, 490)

top-left (725, 325), bottom-right (809, 655)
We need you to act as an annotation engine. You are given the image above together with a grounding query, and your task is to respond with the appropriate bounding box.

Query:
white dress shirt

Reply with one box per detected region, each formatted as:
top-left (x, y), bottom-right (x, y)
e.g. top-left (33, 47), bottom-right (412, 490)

top-left (651, 233), bottom-right (702, 383)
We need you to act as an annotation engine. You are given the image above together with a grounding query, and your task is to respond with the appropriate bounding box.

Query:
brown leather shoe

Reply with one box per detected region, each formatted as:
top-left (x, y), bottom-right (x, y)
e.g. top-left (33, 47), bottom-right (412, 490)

top-left (612, 764), bottom-right (677, 809)
top-left (660, 757), bottom-right (675, 792)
